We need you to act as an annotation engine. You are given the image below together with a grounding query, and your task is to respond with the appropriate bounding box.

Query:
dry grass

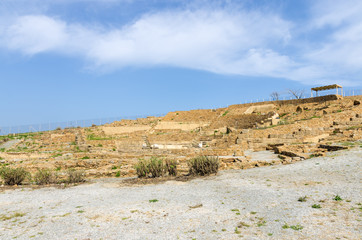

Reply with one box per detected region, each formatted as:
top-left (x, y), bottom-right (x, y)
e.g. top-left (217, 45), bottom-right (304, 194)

top-left (188, 156), bottom-right (219, 176)
top-left (0, 167), bottom-right (30, 185)
top-left (34, 169), bottom-right (57, 185)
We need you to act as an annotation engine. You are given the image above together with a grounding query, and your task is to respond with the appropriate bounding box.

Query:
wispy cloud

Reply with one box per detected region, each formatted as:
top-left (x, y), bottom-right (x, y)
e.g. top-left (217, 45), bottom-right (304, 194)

top-left (1, 9), bottom-right (294, 76)
top-left (0, 0), bottom-right (361, 86)
top-left (301, 0), bottom-right (362, 85)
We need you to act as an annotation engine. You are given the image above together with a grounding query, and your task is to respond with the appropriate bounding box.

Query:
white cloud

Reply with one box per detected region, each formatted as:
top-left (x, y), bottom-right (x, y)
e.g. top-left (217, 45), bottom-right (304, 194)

top-left (0, 1), bottom-right (361, 86)
top-left (299, 0), bottom-right (362, 85)
top-left (4, 15), bottom-right (68, 54)
top-left (1, 9), bottom-right (294, 79)
top-left (311, 0), bottom-right (362, 28)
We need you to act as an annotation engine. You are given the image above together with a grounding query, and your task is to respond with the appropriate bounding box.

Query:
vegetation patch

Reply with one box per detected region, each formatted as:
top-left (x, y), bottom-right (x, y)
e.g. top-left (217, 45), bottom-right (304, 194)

top-left (298, 196), bottom-right (307, 202)
top-left (134, 157), bottom-right (178, 178)
top-left (66, 169), bottom-right (85, 183)
top-left (282, 223), bottom-right (303, 231)
top-left (34, 169), bottom-right (57, 185)
top-left (86, 134), bottom-right (113, 140)
top-left (333, 195), bottom-right (343, 201)
top-left (0, 212), bottom-right (26, 221)
top-left (222, 110), bottom-right (229, 116)
top-left (165, 159), bottom-right (177, 176)
top-left (188, 156), bottom-right (219, 176)
top-left (0, 167), bottom-right (30, 185)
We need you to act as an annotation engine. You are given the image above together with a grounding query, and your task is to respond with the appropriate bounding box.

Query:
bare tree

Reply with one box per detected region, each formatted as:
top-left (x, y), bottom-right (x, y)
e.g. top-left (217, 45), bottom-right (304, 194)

top-left (288, 89), bottom-right (305, 99)
top-left (270, 91), bottom-right (280, 101)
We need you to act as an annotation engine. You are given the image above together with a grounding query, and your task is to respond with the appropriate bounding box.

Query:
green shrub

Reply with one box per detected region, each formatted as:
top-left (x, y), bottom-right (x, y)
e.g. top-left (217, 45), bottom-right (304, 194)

top-left (34, 169), bottom-right (56, 185)
top-left (134, 159), bottom-right (149, 178)
top-left (134, 157), bottom-right (166, 178)
top-left (147, 157), bottom-right (164, 178)
top-left (66, 169), bottom-right (85, 183)
top-left (165, 159), bottom-right (177, 176)
top-left (0, 167), bottom-right (30, 185)
top-left (188, 156), bottom-right (219, 176)
top-left (298, 196), bottom-right (307, 202)
top-left (333, 195), bottom-right (343, 201)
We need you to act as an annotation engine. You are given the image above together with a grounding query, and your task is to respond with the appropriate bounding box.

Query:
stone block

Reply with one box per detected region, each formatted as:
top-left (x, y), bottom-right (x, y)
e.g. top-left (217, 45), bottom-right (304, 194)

top-left (271, 118), bottom-right (280, 125)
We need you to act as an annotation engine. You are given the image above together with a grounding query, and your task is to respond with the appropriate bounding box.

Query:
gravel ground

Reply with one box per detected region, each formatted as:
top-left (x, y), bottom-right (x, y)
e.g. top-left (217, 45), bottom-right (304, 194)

top-left (0, 148), bottom-right (361, 240)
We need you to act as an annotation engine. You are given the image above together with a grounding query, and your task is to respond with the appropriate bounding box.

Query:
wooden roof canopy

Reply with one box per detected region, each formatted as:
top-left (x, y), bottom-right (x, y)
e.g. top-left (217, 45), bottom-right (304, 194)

top-left (311, 84), bottom-right (342, 91)
top-left (311, 84), bottom-right (343, 97)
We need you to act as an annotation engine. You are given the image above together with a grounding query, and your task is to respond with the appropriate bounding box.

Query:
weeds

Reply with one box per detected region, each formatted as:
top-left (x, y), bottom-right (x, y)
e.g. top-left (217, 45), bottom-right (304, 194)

top-left (34, 169), bottom-right (57, 185)
top-left (238, 222), bottom-right (250, 228)
top-left (282, 223), bottom-right (303, 231)
top-left (66, 169), bottom-right (85, 183)
top-left (149, 199), bottom-right (158, 203)
top-left (148, 157), bottom-right (164, 178)
top-left (333, 195), bottom-right (343, 201)
top-left (312, 204), bottom-right (321, 209)
top-left (188, 156), bottom-right (219, 176)
top-left (134, 157), bottom-right (177, 178)
top-left (298, 196), bottom-right (307, 202)
top-left (0, 212), bottom-right (26, 221)
top-left (0, 167), bottom-right (30, 185)
top-left (165, 159), bottom-right (177, 176)
top-left (134, 159), bottom-right (149, 178)
top-left (256, 218), bottom-right (266, 227)
top-left (134, 157), bottom-right (164, 178)
top-left (87, 134), bottom-right (113, 141)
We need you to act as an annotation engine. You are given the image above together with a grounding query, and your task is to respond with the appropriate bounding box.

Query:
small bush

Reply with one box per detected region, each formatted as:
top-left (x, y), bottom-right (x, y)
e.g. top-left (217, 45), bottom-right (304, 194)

top-left (333, 195), bottom-right (343, 201)
top-left (134, 159), bottom-right (149, 178)
top-left (0, 167), bottom-right (30, 185)
top-left (34, 169), bottom-right (57, 185)
top-left (165, 159), bottom-right (177, 176)
top-left (312, 204), bottom-right (321, 209)
top-left (147, 157), bottom-right (164, 178)
top-left (188, 156), bottom-right (219, 176)
top-left (298, 196), bottom-right (307, 202)
top-left (134, 157), bottom-right (165, 178)
top-left (66, 169), bottom-right (85, 183)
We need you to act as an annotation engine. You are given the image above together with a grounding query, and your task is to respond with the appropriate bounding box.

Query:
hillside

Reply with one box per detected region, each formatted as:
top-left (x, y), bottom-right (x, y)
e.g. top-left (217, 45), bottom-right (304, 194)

top-left (0, 95), bottom-right (361, 179)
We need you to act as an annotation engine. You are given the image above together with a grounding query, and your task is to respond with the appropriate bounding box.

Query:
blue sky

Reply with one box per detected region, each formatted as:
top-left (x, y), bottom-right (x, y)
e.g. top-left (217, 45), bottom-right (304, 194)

top-left (0, 0), bottom-right (361, 126)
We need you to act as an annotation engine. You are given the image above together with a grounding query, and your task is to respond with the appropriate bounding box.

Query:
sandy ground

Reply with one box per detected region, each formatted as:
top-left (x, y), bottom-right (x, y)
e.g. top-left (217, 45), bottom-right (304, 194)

top-left (0, 148), bottom-right (361, 240)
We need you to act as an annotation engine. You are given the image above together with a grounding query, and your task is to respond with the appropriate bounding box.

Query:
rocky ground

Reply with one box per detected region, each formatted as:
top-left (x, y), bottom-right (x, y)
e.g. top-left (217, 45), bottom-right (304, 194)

top-left (0, 147), bottom-right (361, 240)
top-left (1, 95), bottom-right (361, 179)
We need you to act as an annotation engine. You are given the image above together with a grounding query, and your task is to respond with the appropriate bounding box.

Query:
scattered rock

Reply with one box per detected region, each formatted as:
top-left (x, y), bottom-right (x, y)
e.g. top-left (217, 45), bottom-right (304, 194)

top-left (189, 204), bottom-right (203, 209)
top-left (318, 145), bottom-right (348, 151)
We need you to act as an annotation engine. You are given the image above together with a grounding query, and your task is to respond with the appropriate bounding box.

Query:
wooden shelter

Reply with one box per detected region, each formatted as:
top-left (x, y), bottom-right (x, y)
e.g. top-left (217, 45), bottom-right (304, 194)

top-left (311, 84), bottom-right (343, 97)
